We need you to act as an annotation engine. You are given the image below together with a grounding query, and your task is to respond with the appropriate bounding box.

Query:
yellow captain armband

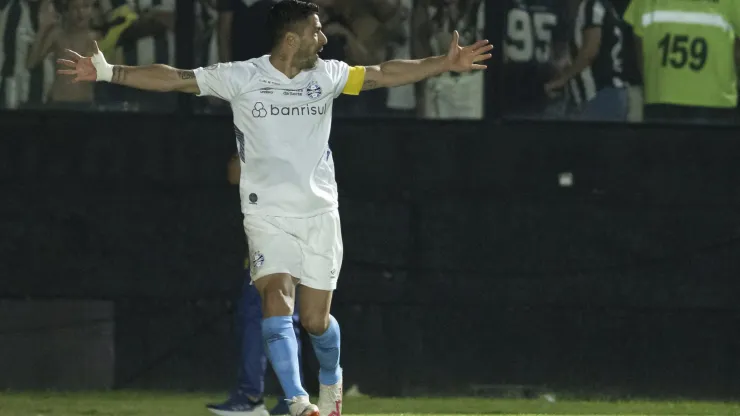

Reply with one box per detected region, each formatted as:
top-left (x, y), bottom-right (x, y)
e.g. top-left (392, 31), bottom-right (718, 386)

top-left (244, 257), bottom-right (250, 270)
top-left (342, 66), bottom-right (366, 96)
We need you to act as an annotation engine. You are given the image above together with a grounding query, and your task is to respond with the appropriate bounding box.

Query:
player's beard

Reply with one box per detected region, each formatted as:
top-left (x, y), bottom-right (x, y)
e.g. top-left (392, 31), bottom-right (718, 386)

top-left (298, 46), bottom-right (320, 70)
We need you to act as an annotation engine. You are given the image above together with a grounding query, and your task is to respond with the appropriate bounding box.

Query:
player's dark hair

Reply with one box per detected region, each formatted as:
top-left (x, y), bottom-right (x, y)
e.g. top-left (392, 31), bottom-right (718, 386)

top-left (268, 0), bottom-right (320, 48)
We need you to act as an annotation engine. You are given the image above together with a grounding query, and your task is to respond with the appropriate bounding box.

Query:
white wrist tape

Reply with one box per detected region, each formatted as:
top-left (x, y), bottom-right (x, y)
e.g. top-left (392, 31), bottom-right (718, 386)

top-left (91, 51), bottom-right (113, 82)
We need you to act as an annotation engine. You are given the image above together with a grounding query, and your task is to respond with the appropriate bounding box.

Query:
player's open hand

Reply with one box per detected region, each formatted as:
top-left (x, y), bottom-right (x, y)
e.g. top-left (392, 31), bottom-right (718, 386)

top-left (57, 42), bottom-right (100, 83)
top-left (445, 31), bottom-right (493, 73)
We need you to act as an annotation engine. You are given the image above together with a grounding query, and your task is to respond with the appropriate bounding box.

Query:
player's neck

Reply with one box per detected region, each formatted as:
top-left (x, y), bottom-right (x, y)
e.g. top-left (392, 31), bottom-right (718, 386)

top-left (269, 51), bottom-right (303, 79)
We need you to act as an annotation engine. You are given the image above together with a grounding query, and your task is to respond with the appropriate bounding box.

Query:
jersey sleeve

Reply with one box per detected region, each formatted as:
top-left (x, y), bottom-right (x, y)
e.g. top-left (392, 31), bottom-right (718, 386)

top-left (622, 0), bottom-right (643, 37)
top-left (193, 62), bottom-right (249, 101)
top-left (583, 0), bottom-right (607, 29)
top-left (323, 59), bottom-right (365, 98)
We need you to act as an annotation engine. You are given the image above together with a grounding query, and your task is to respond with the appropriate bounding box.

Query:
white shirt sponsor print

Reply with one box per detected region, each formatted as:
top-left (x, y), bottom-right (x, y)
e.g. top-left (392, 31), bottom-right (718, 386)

top-left (251, 101), bottom-right (329, 117)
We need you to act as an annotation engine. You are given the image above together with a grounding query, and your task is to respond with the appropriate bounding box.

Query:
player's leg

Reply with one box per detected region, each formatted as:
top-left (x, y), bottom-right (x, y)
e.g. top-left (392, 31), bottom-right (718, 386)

top-left (298, 286), bottom-right (343, 416)
top-left (210, 273), bottom-right (304, 416)
top-left (254, 273), bottom-right (317, 416)
top-left (298, 210), bottom-right (344, 416)
top-left (245, 215), bottom-right (316, 416)
top-left (270, 293), bottom-right (304, 416)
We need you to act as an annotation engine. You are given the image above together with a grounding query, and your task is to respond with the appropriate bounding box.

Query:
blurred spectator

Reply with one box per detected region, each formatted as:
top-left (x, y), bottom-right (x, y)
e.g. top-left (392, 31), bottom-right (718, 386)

top-left (317, 0), bottom-right (401, 116)
top-left (0, 0), bottom-right (55, 109)
top-left (194, 0), bottom-right (219, 68)
top-left (94, 0), bottom-right (137, 61)
top-left (96, 0), bottom-right (175, 111)
top-left (26, 0), bottom-right (99, 110)
top-left (385, 0), bottom-right (416, 116)
top-left (95, 0), bottom-right (174, 67)
top-left (316, 0), bottom-right (399, 65)
top-left (217, 0), bottom-right (275, 63)
top-left (192, 0), bottom-right (224, 113)
top-left (610, 0), bottom-right (643, 122)
top-left (196, 0), bottom-right (276, 113)
top-left (623, 0), bottom-right (740, 124)
top-left (502, 0), bottom-right (569, 119)
top-left (413, 0), bottom-right (484, 119)
top-left (544, 0), bottom-right (627, 122)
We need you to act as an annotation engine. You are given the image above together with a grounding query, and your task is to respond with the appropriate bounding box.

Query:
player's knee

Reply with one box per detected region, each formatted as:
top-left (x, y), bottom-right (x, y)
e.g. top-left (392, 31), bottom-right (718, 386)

top-left (262, 289), bottom-right (294, 317)
top-left (300, 313), bottom-right (329, 336)
top-left (256, 274), bottom-right (295, 317)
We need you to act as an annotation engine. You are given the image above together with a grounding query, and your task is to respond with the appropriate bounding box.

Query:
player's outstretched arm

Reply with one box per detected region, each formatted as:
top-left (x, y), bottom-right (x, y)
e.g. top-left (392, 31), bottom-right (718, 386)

top-left (57, 41), bottom-right (200, 94)
top-left (360, 30), bottom-right (492, 91)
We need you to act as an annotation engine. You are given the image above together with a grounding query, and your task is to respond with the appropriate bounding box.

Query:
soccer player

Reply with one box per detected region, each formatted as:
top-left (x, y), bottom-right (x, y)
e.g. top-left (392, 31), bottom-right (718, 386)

top-left (623, 0), bottom-right (740, 123)
top-left (56, 1), bottom-right (492, 416)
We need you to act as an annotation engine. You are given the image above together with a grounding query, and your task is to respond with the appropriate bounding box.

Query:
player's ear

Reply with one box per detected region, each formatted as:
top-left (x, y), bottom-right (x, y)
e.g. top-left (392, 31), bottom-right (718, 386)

top-left (286, 32), bottom-right (300, 49)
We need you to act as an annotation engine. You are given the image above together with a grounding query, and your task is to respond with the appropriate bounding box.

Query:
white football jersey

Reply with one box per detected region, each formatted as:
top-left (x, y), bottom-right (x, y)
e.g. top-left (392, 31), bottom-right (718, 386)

top-left (194, 56), bottom-right (365, 217)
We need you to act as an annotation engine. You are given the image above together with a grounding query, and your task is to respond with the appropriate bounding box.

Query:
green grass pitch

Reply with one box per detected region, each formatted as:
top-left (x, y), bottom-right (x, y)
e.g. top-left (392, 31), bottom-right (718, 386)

top-left (0, 392), bottom-right (738, 416)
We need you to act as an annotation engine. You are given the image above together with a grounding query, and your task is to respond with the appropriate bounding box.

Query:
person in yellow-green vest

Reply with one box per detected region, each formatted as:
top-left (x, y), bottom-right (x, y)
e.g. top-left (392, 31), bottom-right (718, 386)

top-left (624, 0), bottom-right (740, 123)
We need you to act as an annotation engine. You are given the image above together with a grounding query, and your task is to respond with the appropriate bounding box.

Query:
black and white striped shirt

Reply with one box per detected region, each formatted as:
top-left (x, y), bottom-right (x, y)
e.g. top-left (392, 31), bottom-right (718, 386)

top-left (0, 0), bottom-right (54, 109)
top-left (568, 0), bottom-right (625, 105)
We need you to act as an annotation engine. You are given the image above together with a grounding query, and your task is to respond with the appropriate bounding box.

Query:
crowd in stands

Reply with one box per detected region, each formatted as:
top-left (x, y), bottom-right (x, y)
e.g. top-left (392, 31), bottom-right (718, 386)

top-left (1, 0), bottom-right (739, 124)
